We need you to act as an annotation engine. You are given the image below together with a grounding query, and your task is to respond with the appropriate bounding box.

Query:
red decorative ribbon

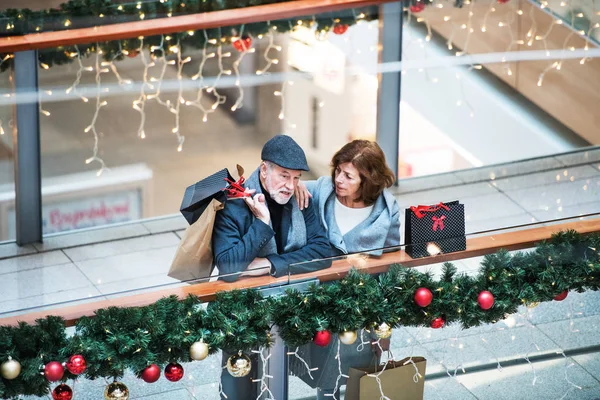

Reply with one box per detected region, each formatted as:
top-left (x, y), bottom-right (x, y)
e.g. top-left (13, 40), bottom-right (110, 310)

top-left (224, 176), bottom-right (250, 199)
top-left (432, 215), bottom-right (446, 231)
top-left (410, 202), bottom-right (450, 219)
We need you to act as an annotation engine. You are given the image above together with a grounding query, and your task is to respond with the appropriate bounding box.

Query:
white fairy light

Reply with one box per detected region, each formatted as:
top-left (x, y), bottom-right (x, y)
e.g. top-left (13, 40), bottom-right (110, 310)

top-left (218, 381), bottom-right (228, 399)
top-left (231, 27), bottom-right (256, 112)
top-left (132, 37), bottom-right (151, 139)
top-left (171, 40), bottom-right (188, 152)
top-left (287, 347), bottom-right (319, 379)
top-left (104, 43), bottom-right (133, 86)
top-left (480, 3), bottom-right (496, 33)
top-left (256, 25), bottom-right (282, 76)
top-left (461, 1), bottom-right (476, 55)
top-left (251, 348), bottom-right (275, 400)
top-left (536, 61), bottom-right (559, 87)
top-left (480, 336), bottom-right (503, 371)
top-left (365, 361), bottom-right (392, 400)
top-left (84, 44), bottom-right (108, 176)
top-left (326, 340), bottom-right (348, 399)
top-left (65, 45), bottom-right (92, 103)
top-left (207, 41), bottom-right (229, 112)
top-left (557, 350), bottom-right (583, 398)
top-left (526, 5), bottom-right (538, 47)
top-left (535, 18), bottom-right (564, 56)
top-left (38, 81), bottom-right (51, 117)
top-left (579, 23), bottom-right (599, 65)
top-left (186, 30), bottom-right (219, 122)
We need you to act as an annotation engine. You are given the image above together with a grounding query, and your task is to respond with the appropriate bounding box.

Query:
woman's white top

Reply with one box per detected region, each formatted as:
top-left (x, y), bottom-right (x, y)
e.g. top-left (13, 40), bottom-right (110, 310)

top-left (334, 197), bottom-right (374, 235)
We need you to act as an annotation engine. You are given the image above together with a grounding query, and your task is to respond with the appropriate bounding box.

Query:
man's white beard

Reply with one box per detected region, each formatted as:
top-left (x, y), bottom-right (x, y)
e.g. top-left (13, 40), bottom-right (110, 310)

top-left (265, 174), bottom-right (291, 205)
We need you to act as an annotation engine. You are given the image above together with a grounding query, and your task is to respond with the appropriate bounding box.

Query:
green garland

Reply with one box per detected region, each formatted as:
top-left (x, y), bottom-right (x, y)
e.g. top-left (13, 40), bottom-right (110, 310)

top-left (1, 230), bottom-right (599, 397)
top-left (0, 1), bottom-right (379, 73)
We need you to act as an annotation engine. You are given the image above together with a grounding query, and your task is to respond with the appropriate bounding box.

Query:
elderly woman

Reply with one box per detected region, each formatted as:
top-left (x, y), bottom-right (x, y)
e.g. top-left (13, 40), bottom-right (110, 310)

top-left (293, 139), bottom-right (401, 399)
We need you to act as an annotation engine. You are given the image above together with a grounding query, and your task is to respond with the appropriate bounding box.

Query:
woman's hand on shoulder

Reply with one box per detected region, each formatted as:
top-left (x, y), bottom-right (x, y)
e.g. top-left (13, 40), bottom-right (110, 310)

top-left (294, 181), bottom-right (312, 210)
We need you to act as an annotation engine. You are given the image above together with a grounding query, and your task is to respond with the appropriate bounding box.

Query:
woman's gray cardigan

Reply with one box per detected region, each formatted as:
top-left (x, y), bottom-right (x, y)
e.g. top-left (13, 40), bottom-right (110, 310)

top-left (306, 177), bottom-right (401, 256)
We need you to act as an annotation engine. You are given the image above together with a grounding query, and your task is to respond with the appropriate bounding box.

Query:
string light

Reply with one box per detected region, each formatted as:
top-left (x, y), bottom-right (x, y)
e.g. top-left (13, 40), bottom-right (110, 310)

top-left (557, 350), bottom-right (583, 397)
top-left (84, 44), bottom-right (108, 176)
top-left (287, 347), bottom-right (318, 379)
top-left (171, 40), bottom-right (189, 152)
top-left (144, 38), bottom-right (188, 151)
top-left (65, 45), bottom-right (92, 103)
top-left (481, 3), bottom-right (496, 33)
top-left (460, 2), bottom-right (476, 55)
top-left (251, 348), bottom-right (275, 400)
top-left (186, 30), bottom-right (219, 122)
top-left (535, 19), bottom-right (564, 56)
top-left (327, 340), bottom-right (349, 399)
top-left (537, 61), bottom-right (559, 86)
top-left (579, 22), bottom-right (600, 65)
top-left (38, 90), bottom-right (51, 117)
top-left (526, 5), bottom-right (538, 47)
top-left (102, 42), bottom-right (132, 86)
top-left (274, 81), bottom-right (292, 120)
top-left (231, 26), bottom-right (256, 112)
top-left (132, 37), bottom-right (151, 139)
top-left (256, 25), bottom-right (282, 76)
top-left (205, 40), bottom-right (229, 113)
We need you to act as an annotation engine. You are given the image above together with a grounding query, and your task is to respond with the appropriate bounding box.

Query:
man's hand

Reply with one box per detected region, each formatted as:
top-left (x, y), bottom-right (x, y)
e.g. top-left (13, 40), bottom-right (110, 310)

top-left (294, 181), bottom-right (312, 210)
top-left (242, 257), bottom-right (272, 277)
top-left (244, 193), bottom-right (270, 225)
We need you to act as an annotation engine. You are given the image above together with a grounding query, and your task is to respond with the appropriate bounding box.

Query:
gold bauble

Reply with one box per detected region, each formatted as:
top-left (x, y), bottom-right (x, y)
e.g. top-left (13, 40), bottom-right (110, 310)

top-left (339, 330), bottom-right (358, 345)
top-left (1, 357), bottom-right (21, 380)
top-left (527, 302), bottom-right (540, 309)
top-left (375, 323), bottom-right (392, 339)
top-left (226, 351), bottom-right (252, 378)
top-left (314, 29), bottom-right (329, 41)
top-left (104, 382), bottom-right (129, 400)
top-left (190, 341), bottom-right (209, 361)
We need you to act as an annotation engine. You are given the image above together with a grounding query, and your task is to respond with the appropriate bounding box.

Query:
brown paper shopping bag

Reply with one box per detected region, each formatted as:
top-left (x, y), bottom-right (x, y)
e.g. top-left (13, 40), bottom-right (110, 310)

top-left (346, 357), bottom-right (426, 400)
top-left (168, 198), bottom-right (224, 281)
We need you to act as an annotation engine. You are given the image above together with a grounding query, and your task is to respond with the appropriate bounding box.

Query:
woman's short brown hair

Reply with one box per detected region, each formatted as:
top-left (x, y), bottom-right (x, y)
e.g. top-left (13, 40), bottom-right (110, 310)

top-left (330, 140), bottom-right (396, 206)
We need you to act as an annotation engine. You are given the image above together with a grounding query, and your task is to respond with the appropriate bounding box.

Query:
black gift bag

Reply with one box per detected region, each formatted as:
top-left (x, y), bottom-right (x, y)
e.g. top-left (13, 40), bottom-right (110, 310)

top-left (404, 201), bottom-right (466, 258)
top-left (180, 168), bottom-right (234, 225)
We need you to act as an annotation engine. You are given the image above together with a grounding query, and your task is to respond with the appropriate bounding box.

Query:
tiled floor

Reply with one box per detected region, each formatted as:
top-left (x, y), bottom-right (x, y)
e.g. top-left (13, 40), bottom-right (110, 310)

top-left (2, 147), bottom-right (600, 399)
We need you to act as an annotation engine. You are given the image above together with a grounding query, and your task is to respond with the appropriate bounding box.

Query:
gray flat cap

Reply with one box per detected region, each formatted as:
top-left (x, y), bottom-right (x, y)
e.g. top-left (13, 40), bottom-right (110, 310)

top-left (261, 135), bottom-right (309, 171)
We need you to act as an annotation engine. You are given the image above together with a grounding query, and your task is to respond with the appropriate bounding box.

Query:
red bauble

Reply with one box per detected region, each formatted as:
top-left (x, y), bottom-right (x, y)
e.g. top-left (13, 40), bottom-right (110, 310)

top-left (332, 24), bottom-right (349, 35)
top-left (554, 290), bottom-right (568, 301)
top-left (142, 364), bottom-right (161, 383)
top-left (66, 354), bottom-right (86, 375)
top-left (497, 0), bottom-right (510, 3)
top-left (313, 330), bottom-right (332, 347)
top-left (52, 384), bottom-right (73, 400)
top-left (164, 362), bottom-right (184, 382)
top-left (478, 291), bottom-right (495, 310)
top-left (44, 361), bottom-right (64, 382)
top-left (410, 1), bottom-right (425, 13)
top-left (431, 317), bottom-right (445, 329)
top-left (232, 36), bottom-right (252, 52)
top-left (414, 288), bottom-right (433, 307)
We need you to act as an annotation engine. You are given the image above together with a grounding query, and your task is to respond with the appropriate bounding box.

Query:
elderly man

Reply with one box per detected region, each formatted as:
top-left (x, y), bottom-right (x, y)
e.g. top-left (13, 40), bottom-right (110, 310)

top-left (212, 134), bottom-right (333, 282)
top-left (213, 135), bottom-right (333, 400)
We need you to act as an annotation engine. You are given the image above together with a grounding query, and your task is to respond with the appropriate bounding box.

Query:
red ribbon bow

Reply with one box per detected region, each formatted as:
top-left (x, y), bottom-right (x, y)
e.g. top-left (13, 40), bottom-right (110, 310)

top-left (224, 176), bottom-right (250, 199)
top-left (432, 215), bottom-right (446, 231)
top-left (410, 202), bottom-right (450, 219)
